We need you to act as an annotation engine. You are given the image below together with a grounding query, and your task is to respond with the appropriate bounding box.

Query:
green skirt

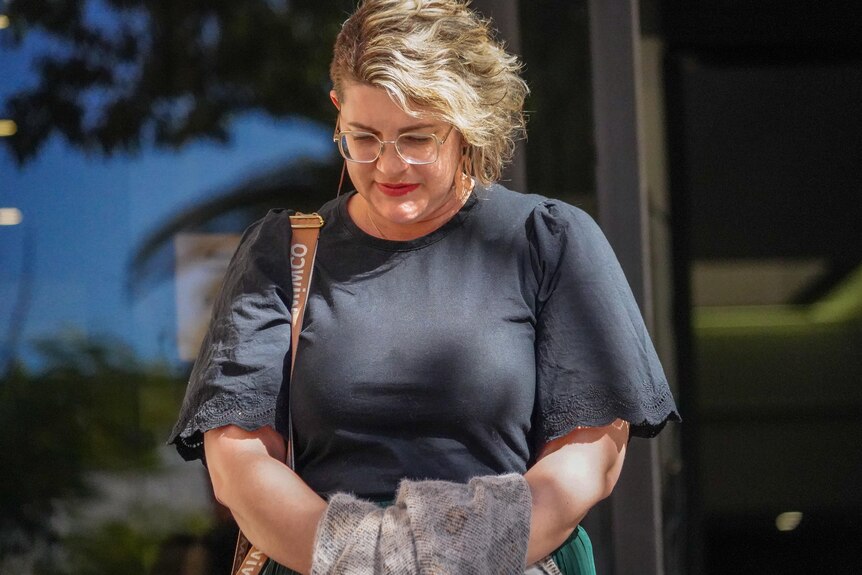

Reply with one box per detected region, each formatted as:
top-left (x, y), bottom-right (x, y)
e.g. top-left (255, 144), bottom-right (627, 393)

top-left (261, 525), bottom-right (595, 575)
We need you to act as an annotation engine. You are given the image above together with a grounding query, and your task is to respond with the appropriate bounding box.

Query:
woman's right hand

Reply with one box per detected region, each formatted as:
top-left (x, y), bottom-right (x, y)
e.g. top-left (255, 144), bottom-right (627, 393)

top-left (204, 425), bottom-right (327, 575)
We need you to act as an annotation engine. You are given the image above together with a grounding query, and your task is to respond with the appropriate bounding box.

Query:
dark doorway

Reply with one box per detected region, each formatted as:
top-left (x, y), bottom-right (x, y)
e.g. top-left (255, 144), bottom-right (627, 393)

top-left (664, 2), bottom-right (862, 573)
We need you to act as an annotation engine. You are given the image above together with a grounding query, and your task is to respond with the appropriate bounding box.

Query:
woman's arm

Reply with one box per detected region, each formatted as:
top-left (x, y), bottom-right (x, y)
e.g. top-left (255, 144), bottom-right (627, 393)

top-left (206, 420), bottom-right (627, 571)
top-left (204, 425), bottom-right (327, 575)
top-left (524, 419), bottom-right (630, 564)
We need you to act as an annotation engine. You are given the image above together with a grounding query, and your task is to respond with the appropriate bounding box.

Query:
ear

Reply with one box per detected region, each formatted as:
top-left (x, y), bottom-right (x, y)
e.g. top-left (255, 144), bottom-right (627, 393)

top-left (330, 90), bottom-right (341, 110)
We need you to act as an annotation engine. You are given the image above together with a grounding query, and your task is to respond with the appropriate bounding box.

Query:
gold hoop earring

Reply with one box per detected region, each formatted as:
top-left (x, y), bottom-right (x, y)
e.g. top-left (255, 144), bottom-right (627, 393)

top-left (461, 151), bottom-right (474, 182)
top-left (457, 153), bottom-right (475, 198)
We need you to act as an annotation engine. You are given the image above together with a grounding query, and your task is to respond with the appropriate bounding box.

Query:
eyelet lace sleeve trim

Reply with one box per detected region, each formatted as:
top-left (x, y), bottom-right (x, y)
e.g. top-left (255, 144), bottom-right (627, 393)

top-left (171, 392), bottom-right (279, 461)
top-left (542, 379), bottom-right (679, 440)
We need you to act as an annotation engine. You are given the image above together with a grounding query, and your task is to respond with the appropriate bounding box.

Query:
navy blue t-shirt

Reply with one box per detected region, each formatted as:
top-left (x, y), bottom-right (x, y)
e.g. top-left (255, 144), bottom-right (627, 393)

top-left (170, 185), bottom-right (679, 499)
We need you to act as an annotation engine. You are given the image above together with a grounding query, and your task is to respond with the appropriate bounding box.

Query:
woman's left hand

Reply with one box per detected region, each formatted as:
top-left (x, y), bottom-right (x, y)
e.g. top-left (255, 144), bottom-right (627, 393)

top-left (524, 419), bottom-right (630, 564)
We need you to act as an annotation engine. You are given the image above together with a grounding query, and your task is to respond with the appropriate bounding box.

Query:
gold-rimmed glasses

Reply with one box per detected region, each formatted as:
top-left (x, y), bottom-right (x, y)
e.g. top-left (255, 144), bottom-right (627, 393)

top-left (333, 119), bottom-right (455, 165)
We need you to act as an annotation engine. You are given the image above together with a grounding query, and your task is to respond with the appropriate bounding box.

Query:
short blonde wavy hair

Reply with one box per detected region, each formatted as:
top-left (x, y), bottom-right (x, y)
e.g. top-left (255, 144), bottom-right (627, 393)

top-left (330, 0), bottom-right (529, 186)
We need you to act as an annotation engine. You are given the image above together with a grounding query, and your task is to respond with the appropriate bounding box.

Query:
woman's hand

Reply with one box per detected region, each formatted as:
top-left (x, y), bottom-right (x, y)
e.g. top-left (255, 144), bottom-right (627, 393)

top-left (204, 425), bottom-right (327, 574)
top-left (524, 419), bottom-right (630, 564)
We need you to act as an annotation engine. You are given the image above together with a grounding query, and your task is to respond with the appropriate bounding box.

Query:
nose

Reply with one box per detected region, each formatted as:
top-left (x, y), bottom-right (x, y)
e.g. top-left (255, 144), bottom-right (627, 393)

top-left (376, 141), bottom-right (408, 175)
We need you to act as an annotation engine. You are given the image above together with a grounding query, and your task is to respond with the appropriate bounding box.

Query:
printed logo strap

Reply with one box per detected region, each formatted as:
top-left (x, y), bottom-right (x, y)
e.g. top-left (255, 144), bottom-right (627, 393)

top-left (232, 211), bottom-right (324, 575)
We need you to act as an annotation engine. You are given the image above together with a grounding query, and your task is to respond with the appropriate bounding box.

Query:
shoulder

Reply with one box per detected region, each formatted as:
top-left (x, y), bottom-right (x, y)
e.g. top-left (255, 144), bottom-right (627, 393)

top-left (225, 209), bottom-right (296, 276)
top-left (476, 185), bottom-right (594, 226)
top-left (474, 185), bottom-right (603, 250)
top-left (473, 183), bottom-right (547, 221)
top-left (238, 202), bottom-right (341, 251)
top-left (527, 198), bottom-right (605, 250)
top-left (241, 208), bottom-right (293, 242)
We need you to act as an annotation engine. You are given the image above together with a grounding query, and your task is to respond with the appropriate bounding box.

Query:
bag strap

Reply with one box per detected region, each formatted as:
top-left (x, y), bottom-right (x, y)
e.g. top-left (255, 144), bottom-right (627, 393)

top-left (286, 212), bottom-right (324, 468)
top-left (232, 211), bottom-right (324, 575)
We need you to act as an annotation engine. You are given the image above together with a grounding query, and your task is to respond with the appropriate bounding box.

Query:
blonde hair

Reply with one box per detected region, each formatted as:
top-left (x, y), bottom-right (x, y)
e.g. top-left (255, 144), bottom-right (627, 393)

top-left (330, 0), bottom-right (528, 185)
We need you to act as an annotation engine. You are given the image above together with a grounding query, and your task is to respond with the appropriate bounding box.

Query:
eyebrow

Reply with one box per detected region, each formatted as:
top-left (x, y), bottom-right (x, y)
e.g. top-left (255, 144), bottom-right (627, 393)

top-left (346, 121), bottom-right (438, 133)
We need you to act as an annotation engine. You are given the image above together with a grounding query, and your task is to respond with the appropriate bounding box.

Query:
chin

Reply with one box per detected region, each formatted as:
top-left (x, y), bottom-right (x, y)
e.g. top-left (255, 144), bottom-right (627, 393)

top-left (383, 206), bottom-right (424, 225)
top-left (374, 197), bottom-right (425, 223)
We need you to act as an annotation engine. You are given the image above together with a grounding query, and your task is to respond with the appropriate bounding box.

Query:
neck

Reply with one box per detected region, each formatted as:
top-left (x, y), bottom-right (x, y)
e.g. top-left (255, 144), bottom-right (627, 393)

top-left (352, 177), bottom-right (473, 241)
top-left (365, 208), bottom-right (391, 239)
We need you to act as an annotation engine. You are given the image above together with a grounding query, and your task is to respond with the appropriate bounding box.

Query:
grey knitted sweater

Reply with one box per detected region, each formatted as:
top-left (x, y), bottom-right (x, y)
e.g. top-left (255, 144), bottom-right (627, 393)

top-left (311, 473), bottom-right (532, 575)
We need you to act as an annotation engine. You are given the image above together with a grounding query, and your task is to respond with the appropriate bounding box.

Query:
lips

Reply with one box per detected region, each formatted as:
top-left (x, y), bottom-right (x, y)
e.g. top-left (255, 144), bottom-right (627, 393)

top-left (376, 182), bottom-right (420, 197)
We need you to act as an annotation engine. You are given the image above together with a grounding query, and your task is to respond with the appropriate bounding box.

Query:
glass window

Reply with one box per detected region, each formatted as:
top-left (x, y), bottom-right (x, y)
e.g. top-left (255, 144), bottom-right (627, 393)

top-left (0, 3), bottom-right (349, 572)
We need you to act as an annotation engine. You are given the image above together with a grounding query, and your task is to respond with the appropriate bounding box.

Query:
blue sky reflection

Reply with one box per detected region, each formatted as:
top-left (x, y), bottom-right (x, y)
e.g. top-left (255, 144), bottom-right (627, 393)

top-left (1, 23), bottom-right (334, 369)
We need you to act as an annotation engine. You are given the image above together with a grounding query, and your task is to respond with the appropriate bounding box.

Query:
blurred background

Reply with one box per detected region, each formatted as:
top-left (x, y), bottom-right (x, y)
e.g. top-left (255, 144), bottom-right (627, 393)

top-left (1, 1), bottom-right (859, 573)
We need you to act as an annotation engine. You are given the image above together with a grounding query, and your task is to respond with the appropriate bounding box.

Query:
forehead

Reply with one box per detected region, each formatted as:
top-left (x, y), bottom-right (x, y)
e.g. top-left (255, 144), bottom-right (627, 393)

top-left (339, 83), bottom-right (437, 129)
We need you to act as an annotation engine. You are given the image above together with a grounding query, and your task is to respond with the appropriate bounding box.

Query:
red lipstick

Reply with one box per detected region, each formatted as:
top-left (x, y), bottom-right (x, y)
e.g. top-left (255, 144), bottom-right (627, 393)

top-left (376, 182), bottom-right (420, 197)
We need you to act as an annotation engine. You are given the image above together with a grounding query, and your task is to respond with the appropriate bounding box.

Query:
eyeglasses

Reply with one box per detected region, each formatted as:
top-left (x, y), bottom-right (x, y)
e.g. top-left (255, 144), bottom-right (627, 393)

top-left (333, 120), bottom-right (455, 165)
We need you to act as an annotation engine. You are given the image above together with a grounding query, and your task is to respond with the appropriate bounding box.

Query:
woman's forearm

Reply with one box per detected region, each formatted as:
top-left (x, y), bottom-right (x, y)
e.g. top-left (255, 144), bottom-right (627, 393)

top-left (523, 420), bottom-right (629, 564)
top-left (205, 426), bottom-right (326, 574)
top-left (204, 421), bottom-right (628, 571)
top-left (524, 465), bottom-right (591, 563)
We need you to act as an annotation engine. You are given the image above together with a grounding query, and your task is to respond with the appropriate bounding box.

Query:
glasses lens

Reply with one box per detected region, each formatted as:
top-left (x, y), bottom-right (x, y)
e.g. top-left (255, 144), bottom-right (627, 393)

top-left (339, 132), bottom-right (381, 163)
top-left (396, 133), bottom-right (438, 164)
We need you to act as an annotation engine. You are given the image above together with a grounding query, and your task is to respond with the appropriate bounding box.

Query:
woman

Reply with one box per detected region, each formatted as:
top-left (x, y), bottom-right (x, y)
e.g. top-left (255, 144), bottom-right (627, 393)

top-left (170, 1), bottom-right (680, 573)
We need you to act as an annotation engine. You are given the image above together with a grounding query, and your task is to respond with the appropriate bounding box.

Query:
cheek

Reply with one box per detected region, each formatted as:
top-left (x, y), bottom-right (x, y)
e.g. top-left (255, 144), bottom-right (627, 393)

top-left (346, 163), bottom-right (371, 186)
top-left (416, 164), bottom-right (452, 192)
top-left (427, 148), bottom-right (463, 186)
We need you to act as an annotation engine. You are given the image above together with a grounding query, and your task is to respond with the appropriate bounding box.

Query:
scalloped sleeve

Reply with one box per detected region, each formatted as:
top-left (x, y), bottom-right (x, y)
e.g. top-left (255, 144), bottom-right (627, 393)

top-left (168, 209), bottom-right (294, 462)
top-left (529, 201), bottom-right (680, 442)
